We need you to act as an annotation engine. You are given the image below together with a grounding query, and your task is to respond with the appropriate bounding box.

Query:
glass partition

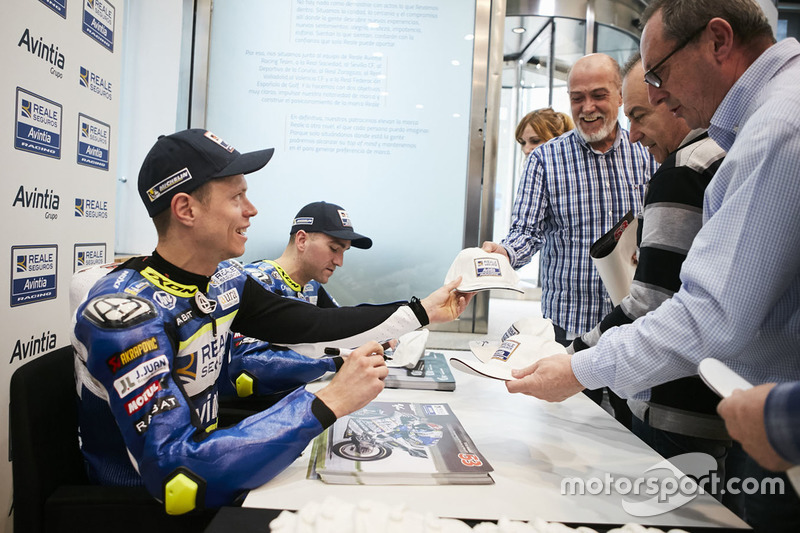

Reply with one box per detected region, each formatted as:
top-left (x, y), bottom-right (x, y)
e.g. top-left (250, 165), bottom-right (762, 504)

top-left (596, 23), bottom-right (639, 68)
top-left (204, 1), bottom-right (482, 310)
top-left (495, 15), bottom-right (587, 288)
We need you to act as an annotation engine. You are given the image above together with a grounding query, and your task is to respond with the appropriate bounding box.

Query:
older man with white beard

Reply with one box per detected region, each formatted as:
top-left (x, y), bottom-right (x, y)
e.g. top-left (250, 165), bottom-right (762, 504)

top-left (483, 53), bottom-right (657, 427)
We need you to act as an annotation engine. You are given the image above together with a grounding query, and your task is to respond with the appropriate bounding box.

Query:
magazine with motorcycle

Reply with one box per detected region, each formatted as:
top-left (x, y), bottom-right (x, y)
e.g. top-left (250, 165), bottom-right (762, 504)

top-left (309, 401), bottom-right (494, 485)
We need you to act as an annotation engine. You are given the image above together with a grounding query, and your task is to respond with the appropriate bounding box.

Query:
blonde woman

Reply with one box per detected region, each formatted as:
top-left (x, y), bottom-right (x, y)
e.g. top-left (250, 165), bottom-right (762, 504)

top-left (515, 107), bottom-right (574, 156)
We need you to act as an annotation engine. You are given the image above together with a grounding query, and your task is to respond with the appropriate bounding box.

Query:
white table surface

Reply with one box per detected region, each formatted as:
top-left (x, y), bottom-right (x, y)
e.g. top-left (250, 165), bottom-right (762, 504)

top-left (243, 350), bottom-right (749, 530)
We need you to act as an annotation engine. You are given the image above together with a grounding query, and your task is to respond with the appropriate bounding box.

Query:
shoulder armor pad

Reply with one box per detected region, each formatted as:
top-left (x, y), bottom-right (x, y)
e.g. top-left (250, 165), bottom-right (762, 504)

top-left (82, 293), bottom-right (158, 329)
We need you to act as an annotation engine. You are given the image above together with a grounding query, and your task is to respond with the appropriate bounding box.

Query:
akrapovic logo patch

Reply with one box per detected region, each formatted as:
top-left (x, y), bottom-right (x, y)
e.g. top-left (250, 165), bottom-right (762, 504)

top-left (106, 336), bottom-right (159, 374)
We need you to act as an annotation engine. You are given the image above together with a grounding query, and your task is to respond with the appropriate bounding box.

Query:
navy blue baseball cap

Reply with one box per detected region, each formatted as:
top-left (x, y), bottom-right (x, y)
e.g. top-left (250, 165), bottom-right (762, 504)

top-left (290, 201), bottom-right (372, 249)
top-left (138, 128), bottom-right (274, 217)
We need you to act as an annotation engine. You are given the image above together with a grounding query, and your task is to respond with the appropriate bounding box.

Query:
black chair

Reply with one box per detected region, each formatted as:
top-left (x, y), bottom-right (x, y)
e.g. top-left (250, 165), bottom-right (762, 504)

top-left (9, 345), bottom-right (216, 533)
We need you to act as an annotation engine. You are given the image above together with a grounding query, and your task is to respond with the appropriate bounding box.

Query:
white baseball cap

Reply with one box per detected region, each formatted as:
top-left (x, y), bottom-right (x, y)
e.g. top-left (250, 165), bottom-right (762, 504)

top-left (386, 329), bottom-right (430, 368)
top-left (444, 247), bottom-right (523, 293)
top-left (449, 333), bottom-right (565, 381)
top-left (501, 316), bottom-right (556, 341)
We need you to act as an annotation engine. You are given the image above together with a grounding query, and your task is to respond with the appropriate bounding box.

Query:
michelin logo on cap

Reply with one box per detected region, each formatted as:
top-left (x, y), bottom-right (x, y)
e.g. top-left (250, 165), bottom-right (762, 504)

top-left (148, 168), bottom-right (192, 202)
top-left (293, 216), bottom-right (314, 226)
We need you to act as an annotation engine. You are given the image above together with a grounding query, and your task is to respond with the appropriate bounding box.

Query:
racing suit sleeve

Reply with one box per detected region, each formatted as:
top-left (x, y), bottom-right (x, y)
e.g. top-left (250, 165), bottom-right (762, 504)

top-left (233, 276), bottom-right (428, 357)
top-left (73, 293), bottom-right (337, 512)
top-left (225, 333), bottom-right (340, 397)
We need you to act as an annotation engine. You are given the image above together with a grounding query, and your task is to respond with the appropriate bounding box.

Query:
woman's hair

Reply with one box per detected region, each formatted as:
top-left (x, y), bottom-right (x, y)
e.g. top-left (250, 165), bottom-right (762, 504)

top-left (515, 107), bottom-right (575, 146)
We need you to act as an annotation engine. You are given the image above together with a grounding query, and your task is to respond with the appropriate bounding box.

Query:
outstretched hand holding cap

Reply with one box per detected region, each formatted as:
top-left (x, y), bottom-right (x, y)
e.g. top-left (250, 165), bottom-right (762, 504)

top-left (445, 247), bottom-right (523, 294)
top-left (420, 277), bottom-right (474, 324)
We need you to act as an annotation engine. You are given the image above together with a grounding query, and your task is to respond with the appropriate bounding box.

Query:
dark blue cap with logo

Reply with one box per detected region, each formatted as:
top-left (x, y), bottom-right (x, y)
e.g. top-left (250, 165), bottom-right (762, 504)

top-left (137, 128), bottom-right (274, 217)
top-left (290, 201), bottom-right (372, 249)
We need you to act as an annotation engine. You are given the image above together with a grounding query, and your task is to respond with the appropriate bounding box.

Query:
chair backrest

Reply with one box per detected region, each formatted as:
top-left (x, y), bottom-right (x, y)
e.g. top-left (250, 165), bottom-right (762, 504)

top-left (9, 345), bottom-right (89, 533)
top-left (10, 345), bottom-right (220, 533)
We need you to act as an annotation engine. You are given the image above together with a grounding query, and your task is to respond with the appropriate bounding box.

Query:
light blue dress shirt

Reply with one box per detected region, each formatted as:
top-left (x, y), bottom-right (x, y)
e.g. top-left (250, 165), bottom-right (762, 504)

top-left (572, 39), bottom-right (800, 406)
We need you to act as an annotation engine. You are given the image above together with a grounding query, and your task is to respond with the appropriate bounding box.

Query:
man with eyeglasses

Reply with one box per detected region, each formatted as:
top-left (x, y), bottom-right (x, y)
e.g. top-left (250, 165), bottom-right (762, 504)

top-left (568, 50), bottom-right (729, 486)
top-left (501, 1), bottom-right (800, 530)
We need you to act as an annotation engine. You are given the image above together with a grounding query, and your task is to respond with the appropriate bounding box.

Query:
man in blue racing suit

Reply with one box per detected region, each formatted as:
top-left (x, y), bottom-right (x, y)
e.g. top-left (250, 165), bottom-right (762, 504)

top-left (71, 129), bottom-right (471, 515)
top-left (228, 200), bottom-right (375, 403)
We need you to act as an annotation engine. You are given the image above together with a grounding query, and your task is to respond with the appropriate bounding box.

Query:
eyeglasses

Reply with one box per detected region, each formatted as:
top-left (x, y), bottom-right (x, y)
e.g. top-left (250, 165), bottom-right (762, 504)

top-left (643, 24), bottom-right (707, 88)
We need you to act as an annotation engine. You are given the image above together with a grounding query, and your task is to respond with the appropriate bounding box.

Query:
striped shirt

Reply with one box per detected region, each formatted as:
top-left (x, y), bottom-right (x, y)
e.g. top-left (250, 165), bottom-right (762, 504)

top-left (573, 130), bottom-right (723, 349)
top-left (501, 126), bottom-right (657, 334)
top-left (572, 39), bottom-right (800, 408)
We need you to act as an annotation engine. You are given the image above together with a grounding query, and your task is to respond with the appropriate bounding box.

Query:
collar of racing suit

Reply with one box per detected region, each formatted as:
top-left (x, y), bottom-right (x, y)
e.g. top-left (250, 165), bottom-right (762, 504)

top-left (264, 260), bottom-right (304, 293)
top-left (133, 250), bottom-right (213, 292)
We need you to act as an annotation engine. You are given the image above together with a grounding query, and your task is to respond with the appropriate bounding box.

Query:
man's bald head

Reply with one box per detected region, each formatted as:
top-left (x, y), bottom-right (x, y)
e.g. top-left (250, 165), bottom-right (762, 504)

top-left (567, 53), bottom-right (623, 151)
top-left (568, 53), bottom-right (622, 92)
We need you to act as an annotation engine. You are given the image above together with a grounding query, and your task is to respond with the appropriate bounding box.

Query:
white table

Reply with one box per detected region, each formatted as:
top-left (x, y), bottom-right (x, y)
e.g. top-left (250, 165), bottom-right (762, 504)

top-left (243, 350), bottom-right (749, 530)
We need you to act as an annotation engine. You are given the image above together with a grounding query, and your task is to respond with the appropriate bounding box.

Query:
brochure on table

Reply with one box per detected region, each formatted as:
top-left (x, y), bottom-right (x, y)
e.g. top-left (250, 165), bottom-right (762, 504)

top-left (310, 401), bottom-right (493, 485)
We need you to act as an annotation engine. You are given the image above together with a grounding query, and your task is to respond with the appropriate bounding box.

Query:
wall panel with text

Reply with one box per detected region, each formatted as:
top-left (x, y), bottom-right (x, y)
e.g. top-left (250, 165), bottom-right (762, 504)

top-left (205, 0), bottom-right (479, 306)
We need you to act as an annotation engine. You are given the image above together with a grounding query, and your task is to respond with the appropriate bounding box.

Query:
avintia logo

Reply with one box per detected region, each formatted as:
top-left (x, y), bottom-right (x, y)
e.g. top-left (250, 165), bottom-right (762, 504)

top-left (10, 330), bottom-right (56, 364)
top-left (13, 185), bottom-right (60, 210)
top-left (18, 28), bottom-right (65, 70)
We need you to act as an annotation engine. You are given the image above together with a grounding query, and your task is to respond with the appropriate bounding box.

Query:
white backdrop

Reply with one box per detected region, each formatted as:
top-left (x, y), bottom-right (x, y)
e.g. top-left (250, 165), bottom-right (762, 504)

top-left (0, 0), bottom-right (122, 530)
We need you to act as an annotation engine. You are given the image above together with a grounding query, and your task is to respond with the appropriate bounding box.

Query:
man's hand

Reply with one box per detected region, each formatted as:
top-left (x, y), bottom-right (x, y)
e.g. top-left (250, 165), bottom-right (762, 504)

top-left (481, 241), bottom-right (509, 260)
top-left (505, 353), bottom-right (585, 402)
top-left (717, 384), bottom-right (794, 472)
top-left (315, 341), bottom-right (388, 418)
top-left (420, 277), bottom-right (475, 324)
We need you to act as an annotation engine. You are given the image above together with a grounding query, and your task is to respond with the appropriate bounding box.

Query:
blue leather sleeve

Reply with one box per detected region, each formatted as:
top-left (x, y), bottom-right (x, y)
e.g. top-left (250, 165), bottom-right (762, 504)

top-left (225, 333), bottom-right (337, 396)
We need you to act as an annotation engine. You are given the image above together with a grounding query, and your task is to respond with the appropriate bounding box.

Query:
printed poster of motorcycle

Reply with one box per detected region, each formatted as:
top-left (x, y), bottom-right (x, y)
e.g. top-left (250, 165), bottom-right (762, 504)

top-left (310, 401), bottom-right (494, 485)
